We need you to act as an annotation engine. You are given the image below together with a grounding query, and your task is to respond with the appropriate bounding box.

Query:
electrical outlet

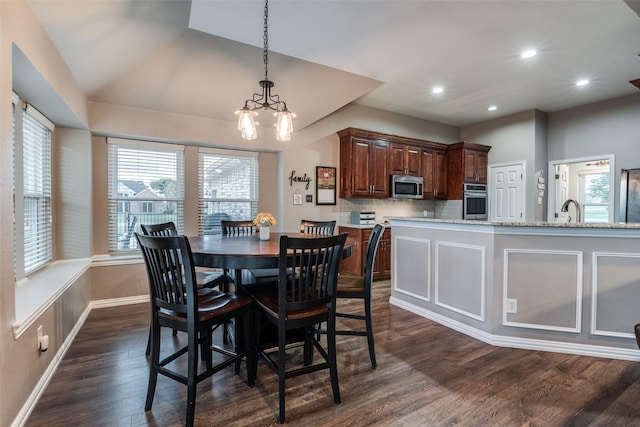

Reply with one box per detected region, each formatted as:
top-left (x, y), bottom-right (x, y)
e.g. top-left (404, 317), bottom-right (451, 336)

top-left (506, 299), bottom-right (517, 314)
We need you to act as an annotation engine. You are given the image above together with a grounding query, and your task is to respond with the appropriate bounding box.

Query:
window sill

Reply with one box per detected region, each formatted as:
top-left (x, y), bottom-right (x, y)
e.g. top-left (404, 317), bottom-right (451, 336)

top-left (13, 259), bottom-right (91, 339)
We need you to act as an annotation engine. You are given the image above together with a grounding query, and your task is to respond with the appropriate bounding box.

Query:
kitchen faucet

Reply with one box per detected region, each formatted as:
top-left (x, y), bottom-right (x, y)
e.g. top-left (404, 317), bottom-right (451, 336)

top-left (560, 199), bottom-right (582, 223)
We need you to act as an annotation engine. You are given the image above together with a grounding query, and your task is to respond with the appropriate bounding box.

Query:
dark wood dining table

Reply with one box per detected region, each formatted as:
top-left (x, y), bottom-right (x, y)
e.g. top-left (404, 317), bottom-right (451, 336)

top-left (189, 232), bottom-right (355, 288)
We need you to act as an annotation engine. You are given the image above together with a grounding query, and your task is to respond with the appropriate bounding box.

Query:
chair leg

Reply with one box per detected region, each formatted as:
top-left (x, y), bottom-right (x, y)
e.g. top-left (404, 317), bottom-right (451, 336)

top-left (186, 330), bottom-right (198, 427)
top-left (303, 327), bottom-right (314, 366)
top-left (145, 319), bottom-right (160, 411)
top-left (244, 309), bottom-right (256, 387)
top-left (364, 297), bottom-right (377, 369)
top-left (278, 324), bottom-right (287, 424)
top-left (327, 315), bottom-right (341, 405)
top-left (145, 325), bottom-right (151, 356)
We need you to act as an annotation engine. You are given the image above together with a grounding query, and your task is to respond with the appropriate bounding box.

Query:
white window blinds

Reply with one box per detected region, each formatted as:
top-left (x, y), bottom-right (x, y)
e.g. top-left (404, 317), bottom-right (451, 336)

top-left (107, 138), bottom-right (185, 251)
top-left (22, 104), bottom-right (53, 274)
top-left (198, 148), bottom-right (259, 235)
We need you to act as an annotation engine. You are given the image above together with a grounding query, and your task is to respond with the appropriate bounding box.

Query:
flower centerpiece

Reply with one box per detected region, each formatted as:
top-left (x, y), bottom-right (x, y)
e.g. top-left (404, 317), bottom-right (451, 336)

top-left (253, 212), bottom-right (276, 240)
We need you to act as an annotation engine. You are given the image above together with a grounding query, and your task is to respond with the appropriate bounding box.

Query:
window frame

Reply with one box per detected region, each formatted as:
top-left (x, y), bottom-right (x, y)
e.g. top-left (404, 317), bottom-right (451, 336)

top-left (198, 147), bottom-right (259, 235)
top-left (107, 138), bottom-right (186, 253)
top-left (12, 93), bottom-right (54, 279)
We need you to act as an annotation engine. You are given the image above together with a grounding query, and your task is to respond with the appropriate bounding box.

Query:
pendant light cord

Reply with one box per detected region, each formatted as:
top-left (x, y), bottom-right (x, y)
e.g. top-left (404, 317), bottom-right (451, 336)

top-left (263, 0), bottom-right (269, 81)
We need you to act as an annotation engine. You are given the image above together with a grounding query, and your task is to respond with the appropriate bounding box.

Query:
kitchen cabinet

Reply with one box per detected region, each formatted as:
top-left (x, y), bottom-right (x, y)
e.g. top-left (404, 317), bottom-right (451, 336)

top-left (338, 226), bottom-right (391, 280)
top-left (339, 127), bottom-right (449, 200)
top-left (446, 141), bottom-right (491, 199)
top-left (339, 128), bottom-right (389, 198)
top-left (389, 143), bottom-right (421, 176)
top-left (421, 148), bottom-right (448, 199)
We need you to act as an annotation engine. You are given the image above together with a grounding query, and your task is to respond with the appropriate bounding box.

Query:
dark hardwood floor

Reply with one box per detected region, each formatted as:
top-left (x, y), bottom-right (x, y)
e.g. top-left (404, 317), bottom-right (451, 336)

top-left (26, 280), bottom-right (640, 426)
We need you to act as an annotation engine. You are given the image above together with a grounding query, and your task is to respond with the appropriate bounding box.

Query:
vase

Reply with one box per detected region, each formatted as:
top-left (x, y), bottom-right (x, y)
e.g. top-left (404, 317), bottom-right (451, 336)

top-left (260, 226), bottom-right (270, 240)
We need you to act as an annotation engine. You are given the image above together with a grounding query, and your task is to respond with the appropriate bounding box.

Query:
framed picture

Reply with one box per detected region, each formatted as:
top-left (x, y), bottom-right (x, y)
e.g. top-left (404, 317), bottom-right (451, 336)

top-left (316, 166), bottom-right (336, 205)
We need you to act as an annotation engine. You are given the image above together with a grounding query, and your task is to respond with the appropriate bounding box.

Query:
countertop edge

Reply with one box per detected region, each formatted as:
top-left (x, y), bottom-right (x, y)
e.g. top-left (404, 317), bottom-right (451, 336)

top-left (386, 216), bottom-right (640, 229)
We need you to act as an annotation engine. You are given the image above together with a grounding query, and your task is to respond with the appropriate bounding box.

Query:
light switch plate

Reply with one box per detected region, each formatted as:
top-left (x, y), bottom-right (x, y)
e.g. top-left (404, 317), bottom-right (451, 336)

top-left (506, 299), bottom-right (517, 314)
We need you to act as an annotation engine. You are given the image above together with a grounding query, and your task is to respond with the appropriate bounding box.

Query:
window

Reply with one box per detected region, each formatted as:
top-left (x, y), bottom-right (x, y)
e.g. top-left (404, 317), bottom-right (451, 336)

top-left (107, 139), bottom-right (185, 251)
top-left (199, 148), bottom-right (259, 235)
top-left (580, 172), bottom-right (609, 223)
top-left (12, 95), bottom-right (54, 277)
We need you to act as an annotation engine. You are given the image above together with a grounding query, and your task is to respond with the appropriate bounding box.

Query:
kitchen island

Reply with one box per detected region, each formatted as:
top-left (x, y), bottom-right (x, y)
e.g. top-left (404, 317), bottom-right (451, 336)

top-left (387, 217), bottom-right (640, 361)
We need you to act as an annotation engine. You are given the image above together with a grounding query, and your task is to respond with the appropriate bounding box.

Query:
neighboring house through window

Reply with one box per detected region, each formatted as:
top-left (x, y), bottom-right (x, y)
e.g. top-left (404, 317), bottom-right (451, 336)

top-left (198, 148), bottom-right (259, 235)
top-left (107, 138), bottom-right (185, 251)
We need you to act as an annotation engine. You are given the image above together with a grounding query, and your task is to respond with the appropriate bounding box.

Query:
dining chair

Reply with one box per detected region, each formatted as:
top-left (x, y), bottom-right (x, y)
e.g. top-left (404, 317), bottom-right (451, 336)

top-left (329, 223), bottom-right (384, 369)
top-left (141, 222), bottom-right (228, 289)
top-left (135, 233), bottom-right (255, 427)
top-left (141, 221), bottom-right (229, 355)
top-left (250, 233), bottom-right (347, 424)
top-left (300, 219), bottom-right (336, 235)
top-left (221, 220), bottom-right (256, 236)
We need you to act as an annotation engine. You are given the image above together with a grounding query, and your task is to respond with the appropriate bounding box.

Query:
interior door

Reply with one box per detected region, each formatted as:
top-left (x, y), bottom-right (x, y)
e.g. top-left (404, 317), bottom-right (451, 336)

top-left (489, 163), bottom-right (524, 222)
top-left (555, 164), bottom-right (569, 222)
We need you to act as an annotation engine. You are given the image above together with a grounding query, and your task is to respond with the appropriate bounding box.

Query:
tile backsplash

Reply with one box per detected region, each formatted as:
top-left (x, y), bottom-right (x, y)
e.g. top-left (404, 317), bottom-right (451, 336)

top-left (338, 198), bottom-right (463, 224)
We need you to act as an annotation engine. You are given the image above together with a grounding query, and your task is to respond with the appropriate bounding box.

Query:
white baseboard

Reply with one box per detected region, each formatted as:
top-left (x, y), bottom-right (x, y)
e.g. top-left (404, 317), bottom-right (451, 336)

top-left (389, 296), bottom-right (640, 362)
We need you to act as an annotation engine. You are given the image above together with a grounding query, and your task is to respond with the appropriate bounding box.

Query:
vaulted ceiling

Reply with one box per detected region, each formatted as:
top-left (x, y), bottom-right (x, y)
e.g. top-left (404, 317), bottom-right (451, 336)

top-left (23, 0), bottom-right (640, 132)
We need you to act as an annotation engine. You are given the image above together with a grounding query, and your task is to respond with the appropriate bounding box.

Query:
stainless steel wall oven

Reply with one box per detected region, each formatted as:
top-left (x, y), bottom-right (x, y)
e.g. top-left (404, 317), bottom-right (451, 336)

top-left (463, 183), bottom-right (488, 220)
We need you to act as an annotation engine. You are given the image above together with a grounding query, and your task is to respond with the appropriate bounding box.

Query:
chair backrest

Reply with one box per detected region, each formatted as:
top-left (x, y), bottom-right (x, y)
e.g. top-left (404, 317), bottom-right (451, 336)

top-left (135, 233), bottom-right (199, 319)
top-left (140, 221), bottom-right (178, 236)
top-left (277, 233), bottom-right (347, 321)
top-left (300, 219), bottom-right (336, 235)
top-left (221, 220), bottom-right (256, 236)
top-left (363, 224), bottom-right (385, 286)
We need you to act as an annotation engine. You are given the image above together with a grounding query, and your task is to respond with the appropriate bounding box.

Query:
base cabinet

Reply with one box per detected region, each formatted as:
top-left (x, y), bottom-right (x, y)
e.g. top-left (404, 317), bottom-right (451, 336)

top-left (338, 226), bottom-right (391, 280)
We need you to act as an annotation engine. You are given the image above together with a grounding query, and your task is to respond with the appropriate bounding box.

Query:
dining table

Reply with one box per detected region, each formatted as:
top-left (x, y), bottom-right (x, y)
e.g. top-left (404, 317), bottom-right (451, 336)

top-left (189, 231), bottom-right (355, 288)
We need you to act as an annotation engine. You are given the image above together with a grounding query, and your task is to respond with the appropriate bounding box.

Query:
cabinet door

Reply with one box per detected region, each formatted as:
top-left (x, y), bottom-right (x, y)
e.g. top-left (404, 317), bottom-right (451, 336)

top-left (421, 149), bottom-right (435, 199)
top-left (352, 139), bottom-right (373, 196)
top-left (389, 144), bottom-right (406, 175)
top-left (390, 144), bottom-right (421, 176)
top-left (338, 227), bottom-right (364, 275)
top-left (476, 152), bottom-right (488, 183)
top-left (406, 146), bottom-right (422, 176)
top-left (373, 229), bottom-right (392, 279)
top-left (464, 150), bottom-right (478, 182)
top-left (434, 150), bottom-right (448, 198)
top-left (370, 140), bottom-right (389, 198)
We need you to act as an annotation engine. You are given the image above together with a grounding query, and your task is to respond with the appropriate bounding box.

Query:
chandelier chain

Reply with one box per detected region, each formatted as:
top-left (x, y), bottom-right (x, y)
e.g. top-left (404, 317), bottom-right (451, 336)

top-left (263, 0), bottom-right (269, 80)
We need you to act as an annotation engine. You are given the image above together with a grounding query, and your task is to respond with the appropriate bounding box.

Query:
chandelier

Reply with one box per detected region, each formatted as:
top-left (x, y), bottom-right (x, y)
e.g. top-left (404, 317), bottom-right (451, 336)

top-left (235, 0), bottom-right (295, 141)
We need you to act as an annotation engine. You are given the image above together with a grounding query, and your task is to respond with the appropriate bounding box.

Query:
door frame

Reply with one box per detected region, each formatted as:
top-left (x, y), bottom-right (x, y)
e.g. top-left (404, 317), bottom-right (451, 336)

top-left (488, 161), bottom-right (526, 222)
top-left (547, 154), bottom-right (615, 223)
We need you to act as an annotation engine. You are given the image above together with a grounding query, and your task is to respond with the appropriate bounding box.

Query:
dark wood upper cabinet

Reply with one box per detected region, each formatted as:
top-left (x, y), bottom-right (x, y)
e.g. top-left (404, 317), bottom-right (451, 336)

top-left (422, 147), bottom-right (448, 199)
top-left (339, 129), bottom-right (389, 199)
top-left (389, 143), bottom-right (422, 176)
top-left (339, 128), bottom-right (489, 201)
top-left (446, 141), bottom-right (491, 199)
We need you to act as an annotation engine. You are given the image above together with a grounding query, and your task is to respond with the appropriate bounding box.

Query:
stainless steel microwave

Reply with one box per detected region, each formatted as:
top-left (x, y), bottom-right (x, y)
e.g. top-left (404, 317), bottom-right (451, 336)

top-left (391, 175), bottom-right (423, 199)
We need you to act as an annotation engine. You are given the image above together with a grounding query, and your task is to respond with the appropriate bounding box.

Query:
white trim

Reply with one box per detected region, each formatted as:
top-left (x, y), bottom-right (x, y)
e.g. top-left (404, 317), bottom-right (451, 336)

top-left (591, 251), bottom-right (640, 338)
top-left (389, 296), bottom-right (640, 362)
top-left (392, 235), bottom-right (431, 302)
top-left (25, 103), bottom-right (54, 130)
top-left (503, 248), bottom-right (583, 333)
top-left (434, 241), bottom-right (486, 321)
top-left (199, 145), bottom-right (259, 157)
top-left (107, 136), bottom-right (185, 151)
top-left (91, 253), bottom-right (144, 267)
top-left (90, 295), bottom-right (148, 309)
top-left (547, 154), bottom-right (615, 223)
top-left (13, 259), bottom-right (92, 338)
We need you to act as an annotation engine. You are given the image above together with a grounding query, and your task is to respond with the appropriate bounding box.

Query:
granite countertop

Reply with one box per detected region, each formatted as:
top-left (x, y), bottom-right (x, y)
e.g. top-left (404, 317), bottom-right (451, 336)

top-left (386, 216), bottom-right (640, 229)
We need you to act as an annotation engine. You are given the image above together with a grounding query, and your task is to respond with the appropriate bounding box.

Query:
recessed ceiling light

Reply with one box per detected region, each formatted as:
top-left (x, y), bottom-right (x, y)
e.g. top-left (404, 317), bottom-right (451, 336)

top-left (576, 79), bottom-right (590, 86)
top-left (488, 105), bottom-right (497, 111)
top-left (432, 86), bottom-right (444, 94)
top-left (521, 49), bottom-right (537, 59)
